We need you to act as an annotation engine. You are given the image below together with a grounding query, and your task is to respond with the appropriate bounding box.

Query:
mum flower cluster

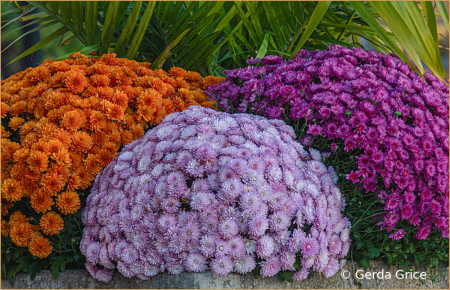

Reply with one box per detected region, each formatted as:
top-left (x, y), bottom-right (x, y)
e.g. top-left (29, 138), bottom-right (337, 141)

top-left (206, 45), bottom-right (449, 240)
top-left (81, 106), bottom-right (351, 282)
top-left (1, 52), bottom-right (223, 257)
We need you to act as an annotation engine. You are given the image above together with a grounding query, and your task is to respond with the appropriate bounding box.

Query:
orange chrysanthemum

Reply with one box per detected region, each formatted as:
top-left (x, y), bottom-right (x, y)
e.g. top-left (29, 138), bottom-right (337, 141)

top-left (1, 178), bottom-right (23, 202)
top-left (30, 190), bottom-right (54, 214)
top-left (88, 111), bottom-right (107, 132)
top-left (13, 147), bottom-right (30, 163)
top-left (1, 219), bottom-right (10, 237)
top-left (1, 101), bottom-right (10, 118)
top-left (39, 212), bottom-right (64, 236)
top-left (29, 66), bottom-right (50, 84)
top-left (185, 71), bottom-right (203, 82)
top-left (121, 130), bottom-right (134, 146)
top-left (1, 91), bottom-right (11, 102)
top-left (70, 131), bottom-right (93, 154)
top-left (2, 53), bottom-right (223, 242)
top-left (64, 70), bottom-right (86, 94)
top-left (203, 76), bottom-right (226, 88)
top-left (113, 91), bottom-right (128, 108)
top-left (97, 149), bottom-right (117, 166)
top-left (105, 103), bottom-right (124, 121)
top-left (40, 172), bottom-right (65, 196)
top-left (27, 151), bottom-right (49, 173)
top-left (8, 211), bottom-right (27, 225)
top-left (84, 154), bottom-right (103, 175)
top-left (97, 87), bottom-right (114, 100)
top-left (61, 109), bottom-right (86, 131)
top-left (74, 167), bottom-right (95, 190)
top-left (90, 74), bottom-right (110, 87)
top-left (56, 191), bottom-right (81, 215)
top-left (10, 222), bottom-right (33, 247)
top-left (169, 67), bottom-right (188, 78)
top-left (31, 140), bottom-right (50, 155)
top-left (9, 100), bottom-right (27, 116)
top-left (1, 125), bottom-right (11, 138)
top-left (51, 128), bottom-right (72, 147)
top-left (66, 174), bottom-right (82, 191)
top-left (28, 235), bottom-right (53, 258)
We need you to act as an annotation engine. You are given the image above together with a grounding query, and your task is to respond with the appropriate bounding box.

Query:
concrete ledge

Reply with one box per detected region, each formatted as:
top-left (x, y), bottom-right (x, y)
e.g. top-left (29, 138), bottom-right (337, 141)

top-left (2, 260), bottom-right (448, 289)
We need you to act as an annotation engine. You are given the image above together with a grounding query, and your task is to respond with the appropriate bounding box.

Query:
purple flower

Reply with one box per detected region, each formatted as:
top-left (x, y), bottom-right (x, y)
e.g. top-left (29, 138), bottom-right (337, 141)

top-left (81, 106), bottom-right (351, 282)
top-left (234, 255), bottom-right (257, 274)
top-left (389, 229), bottom-right (406, 240)
top-left (260, 256), bottom-right (282, 277)
top-left (300, 237), bottom-right (320, 257)
top-left (210, 256), bottom-right (234, 277)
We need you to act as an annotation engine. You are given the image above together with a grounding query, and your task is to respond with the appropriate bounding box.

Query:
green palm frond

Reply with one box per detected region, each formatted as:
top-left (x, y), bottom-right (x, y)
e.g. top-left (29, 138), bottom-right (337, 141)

top-left (1, 1), bottom-right (447, 80)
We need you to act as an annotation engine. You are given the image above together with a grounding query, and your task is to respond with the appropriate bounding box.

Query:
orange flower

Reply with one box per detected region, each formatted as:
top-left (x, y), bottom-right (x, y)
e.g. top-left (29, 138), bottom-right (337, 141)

top-left (70, 131), bottom-right (93, 154)
top-left (56, 191), bottom-right (81, 215)
top-left (30, 190), bottom-right (54, 214)
top-left (10, 100), bottom-right (28, 116)
top-left (203, 76), bottom-right (226, 89)
top-left (40, 172), bottom-right (65, 196)
top-left (149, 78), bottom-right (167, 95)
top-left (49, 61), bottom-right (71, 73)
top-left (8, 211), bottom-right (27, 225)
top-left (74, 167), bottom-right (94, 190)
top-left (97, 87), bottom-right (114, 100)
top-left (169, 67), bottom-right (188, 78)
top-left (1, 102), bottom-right (10, 118)
top-left (51, 128), bottom-right (72, 147)
top-left (10, 222), bottom-right (33, 247)
top-left (39, 212), bottom-right (64, 236)
top-left (13, 147), bottom-right (30, 163)
top-left (137, 89), bottom-right (162, 107)
top-left (113, 91), bottom-right (128, 108)
top-left (27, 151), bottom-right (49, 173)
top-left (29, 66), bottom-right (50, 84)
top-left (69, 152), bottom-right (84, 169)
top-left (1, 91), bottom-right (11, 102)
top-left (1, 219), bottom-right (10, 237)
top-left (137, 105), bottom-right (155, 123)
top-left (1, 178), bottom-right (23, 202)
top-left (47, 139), bottom-right (64, 154)
top-left (64, 70), bottom-right (86, 94)
top-left (121, 130), bottom-right (134, 146)
top-left (91, 131), bottom-right (107, 144)
top-left (102, 141), bottom-right (117, 153)
top-left (91, 74), bottom-right (110, 87)
top-left (162, 99), bottom-right (175, 114)
top-left (105, 103), bottom-right (124, 121)
top-left (31, 140), bottom-right (50, 155)
top-left (84, 154), bottom-right (102, 175)
top-left (9, 163), bottom-right (26, 181)
top-left (61, 109), bottom-right (86, 131)
top-left (185, 71), bottom-right (203, 82)
top-left (1, 125), bottom-right (11, 138)
top-left (51, 148), bottom-right (71, 167)
top-left (66, 174), bottom-right (82, 191)
top-left (97, 149), bottom-right (117, 166)
top-left (136, 66), bottom-right (155, 77)
top-left (28, 235), bottom-right (53, 258)
top-left (200, 100), bottom-right (217, 109)
top-left (130, 124), bottom-right (145, 139)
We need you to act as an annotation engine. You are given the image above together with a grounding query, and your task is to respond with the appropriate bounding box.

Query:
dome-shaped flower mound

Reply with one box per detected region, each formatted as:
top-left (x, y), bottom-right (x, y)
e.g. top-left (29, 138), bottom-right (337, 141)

top-left (81, 106), bottom-right (351, 282)
top-left (1, 52), bottom-right (224, 257)
top-left (206, 45), bottom-right (449, 240)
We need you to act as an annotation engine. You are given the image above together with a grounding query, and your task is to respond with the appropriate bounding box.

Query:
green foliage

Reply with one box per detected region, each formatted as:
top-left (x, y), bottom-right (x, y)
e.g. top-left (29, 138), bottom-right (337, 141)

top-left (1, 1), bottom-right (447, 80)
top-left (1, 194), bottom-right (87, 286)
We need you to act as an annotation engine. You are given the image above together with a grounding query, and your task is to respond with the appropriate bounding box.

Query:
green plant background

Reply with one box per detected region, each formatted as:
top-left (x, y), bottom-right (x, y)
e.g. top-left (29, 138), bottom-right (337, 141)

top-left (1, 0), bottom-right (449, 285)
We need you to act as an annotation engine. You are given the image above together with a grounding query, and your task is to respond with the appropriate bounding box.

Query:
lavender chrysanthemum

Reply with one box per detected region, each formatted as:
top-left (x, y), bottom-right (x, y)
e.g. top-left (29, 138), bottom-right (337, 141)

top-left (81, 106), bottom-right (350, 282)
